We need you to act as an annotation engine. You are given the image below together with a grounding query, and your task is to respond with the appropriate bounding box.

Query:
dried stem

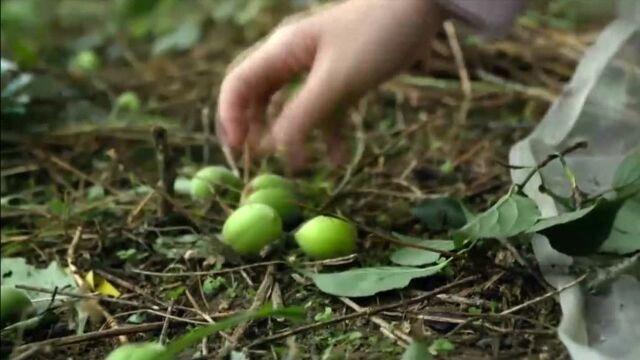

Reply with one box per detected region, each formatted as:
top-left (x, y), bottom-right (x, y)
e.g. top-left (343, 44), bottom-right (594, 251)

top-left (152, 126), bottom-right (176, 217)
top-left (517, 140), bottom-right (588, 191)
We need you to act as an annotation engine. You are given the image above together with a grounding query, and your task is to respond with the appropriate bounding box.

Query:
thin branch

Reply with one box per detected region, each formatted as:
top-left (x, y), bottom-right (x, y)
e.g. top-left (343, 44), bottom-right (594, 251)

top-left (499, 273), bottom-right (587, 315)
top-left (340, 297), bottom-right (411, 347)
top-left (445, 273), bottom-right (587, 337)
top-left (359, 223), bottom-right (460, 258)
top-left (15, 322), bottom-right (167, 351)
top-left (217, 265), bottom-right (275, 358)
top-left (159, 302), bottom-right (175, 344)
top-left (587, 252), bottom-right (640, 291)
top-left (31, 149), bottom-right (122, 196)
top-left (517, 140), bottom-right (588, 190)
top-left (247, 275), bottom-right (478, 347)
top-left (14, 285), bottom-right (156, 309)
top-left (152, 126), bottom-right (176, 217)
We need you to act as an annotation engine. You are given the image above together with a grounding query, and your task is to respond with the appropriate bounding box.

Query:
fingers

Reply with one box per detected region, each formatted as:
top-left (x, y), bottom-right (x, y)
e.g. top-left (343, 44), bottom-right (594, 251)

top-left (217, 25), bottom-right (316, 150)
top-left (268, 57), bottom-right (348, 172)
top-left (322, 123), bottom-right (348, 168)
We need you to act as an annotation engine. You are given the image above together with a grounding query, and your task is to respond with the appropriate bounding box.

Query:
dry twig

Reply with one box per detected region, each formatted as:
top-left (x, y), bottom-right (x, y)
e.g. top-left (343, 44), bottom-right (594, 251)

top-left (217, 265), bottom-right (276, 358)
top-left (249, 275), bottom-right (478, 347)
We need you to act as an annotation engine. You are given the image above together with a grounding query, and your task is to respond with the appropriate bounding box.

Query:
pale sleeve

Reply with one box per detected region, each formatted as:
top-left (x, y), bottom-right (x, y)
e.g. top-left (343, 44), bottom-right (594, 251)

top-left (435, 0), bottom-right (524, 36)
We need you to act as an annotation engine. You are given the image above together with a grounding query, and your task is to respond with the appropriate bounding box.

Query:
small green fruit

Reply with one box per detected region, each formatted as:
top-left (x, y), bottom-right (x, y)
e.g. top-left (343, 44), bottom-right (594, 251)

top-left (70, 50), bottom-right (101, 73)
top-left (294, 216), bottom-right (357, 259)
top-left (1, 286), bottom-right (33, 327)
top-left (173, 176), bottom-right (192, 196)
top-left (243, 188), bottom-right (301, 225)
top-left (116, 91), bottom-right (141, 112)
top-left (105, 342), bottom-right (167, 360)
top-left (222, 204), bottom-right (283, 255)
top-left (247, 173), bottom-right (294, 193)
top-left (191, 166), bottom-right (242, 201)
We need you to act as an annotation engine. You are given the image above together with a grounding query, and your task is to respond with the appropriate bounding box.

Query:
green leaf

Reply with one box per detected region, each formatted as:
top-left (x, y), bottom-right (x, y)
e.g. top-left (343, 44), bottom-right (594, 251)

top-left (0, 258), bottom-right (89, 334)
top-left (237, 0), bottom-right (271, 25)
top-left (152, 20), bottom-right (201, 56)
top-left (390, 234), bottom-right (454, 266)
top-left (166, 286), bottom-right (186, 301)
top-left (162, 306), bottom-right (304, 359)
top-left (613, 148), bottom-right (640, 189)
top-left (116, 248), bottom-right (145, 261)
top-left (600, 193), bottom-right (640, 254)
top-left (153, 234), bottom-right (210, 259)
top-left (230, 352), bottom-right (248, 360)
top-left (606, 149), bottom-right (640, 253)
top-left (48, 198), bottom-right (72, 217)
top-left (0, 258), bottom-right (77, 312)
top-left (306, 261), bottom-right (449, 298)
top-left (527, 205), bottom-right (596, 234)
top-left (428, 338), bottom-right (455, 355)
top-left (211, 0), bottom-right (239, 21)
top-left (530, 197), bottom-right (628, 256)
top-left (526, 150), bottom-right (640, 255)
top-left (202, 277), bottom-right (225, 295)
top-left (86, 184), bottom-right (105, 201)
top-left (126, 313), bottom-right (147, 324)
top-left (411, 197), bottom-right (467, 231)
top-left (454, 192), bottom-right (540, 242)
top-left (116, 0), bottom-right (159, 18)
top-left (401, 341), bottom-right (433, 360)
top-left (313, 306), bottom-right (333, 321)
top-left (468, 307), bottom-right (482, 315)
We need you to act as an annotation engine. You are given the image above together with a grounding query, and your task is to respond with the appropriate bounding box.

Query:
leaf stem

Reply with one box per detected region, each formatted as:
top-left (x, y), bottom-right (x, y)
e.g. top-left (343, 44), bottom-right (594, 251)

top-left (516, 140), bottom-right (588, 192)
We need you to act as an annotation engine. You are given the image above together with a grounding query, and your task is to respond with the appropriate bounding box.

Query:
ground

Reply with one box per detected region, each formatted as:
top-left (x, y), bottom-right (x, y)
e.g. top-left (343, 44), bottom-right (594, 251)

top-left (0, 1), bottom-right (612, 359)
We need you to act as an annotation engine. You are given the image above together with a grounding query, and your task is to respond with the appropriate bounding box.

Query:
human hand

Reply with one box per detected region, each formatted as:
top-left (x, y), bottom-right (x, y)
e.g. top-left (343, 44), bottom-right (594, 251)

top-left (217, 0), bottom-right (444, 172)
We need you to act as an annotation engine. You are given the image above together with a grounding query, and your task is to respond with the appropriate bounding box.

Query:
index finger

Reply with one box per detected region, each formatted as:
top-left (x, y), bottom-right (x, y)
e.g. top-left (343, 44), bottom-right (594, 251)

top-left (217, 25), bottom-right (317, 149)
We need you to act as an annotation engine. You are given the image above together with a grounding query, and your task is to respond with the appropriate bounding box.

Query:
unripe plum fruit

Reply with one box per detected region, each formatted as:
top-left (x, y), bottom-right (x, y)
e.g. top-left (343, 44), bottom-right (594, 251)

top-left (243, 188), bottom-right (301, 226)
top-left (0, 286), bottom-right (34, 327)
top-left (294, 216), bottom-right (357, 259)
top-left (105, 342), bottom-right (168, 360)
top-left (222, 204), bottom-right (283, 256)
top-left (246, 173), bottom-right (294, 193)
top-left (191, 166), bottom-right (242, 201)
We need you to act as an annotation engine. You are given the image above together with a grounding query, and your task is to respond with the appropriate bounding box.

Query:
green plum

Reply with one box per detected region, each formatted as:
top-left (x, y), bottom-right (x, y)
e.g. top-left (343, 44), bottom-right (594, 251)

top-left (115, 91), bottom-right (141, 112)
top-left (1, 286), bottom-right (33, 327)
top-left (246, 173), bottom-right (294, 193)
top-left (70, 50), bottom-right (101, 73)
top-left (105, 342), bottom-right (168, 360)
top-left (294, 216), bottom-right (357, 259)
top-left (222, 204), bottom-right (283, 256)
top-left (243, 188), bottom-right (301, 226)
top-left (191, 166), bottom-right (242, 201)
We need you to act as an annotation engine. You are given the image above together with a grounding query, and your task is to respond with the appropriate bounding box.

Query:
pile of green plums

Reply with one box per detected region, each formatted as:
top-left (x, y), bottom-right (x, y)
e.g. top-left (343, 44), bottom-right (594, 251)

top-left (188, 166), bottom-right (356, 259)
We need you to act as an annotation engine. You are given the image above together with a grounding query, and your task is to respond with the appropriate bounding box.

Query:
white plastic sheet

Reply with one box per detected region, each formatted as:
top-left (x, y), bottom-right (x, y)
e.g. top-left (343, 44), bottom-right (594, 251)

top-left (509, 1), bottom-right (640, 359)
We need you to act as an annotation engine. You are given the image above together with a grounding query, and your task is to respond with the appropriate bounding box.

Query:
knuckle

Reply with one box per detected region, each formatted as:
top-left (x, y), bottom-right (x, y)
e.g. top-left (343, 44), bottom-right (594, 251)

top-left (269, 22), bottom-right (301, 45)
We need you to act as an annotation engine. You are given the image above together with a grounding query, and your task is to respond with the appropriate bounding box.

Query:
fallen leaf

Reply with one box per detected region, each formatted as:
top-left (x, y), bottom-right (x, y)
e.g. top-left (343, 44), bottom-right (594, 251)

top-left (305, 261), bottom-right (449, 297)
top-left (85, 270), bottom-right (121, 298)
top-left (454, 192), bottom-right (540, 244)
top-left (390, 234), bottom-right (454, 266)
